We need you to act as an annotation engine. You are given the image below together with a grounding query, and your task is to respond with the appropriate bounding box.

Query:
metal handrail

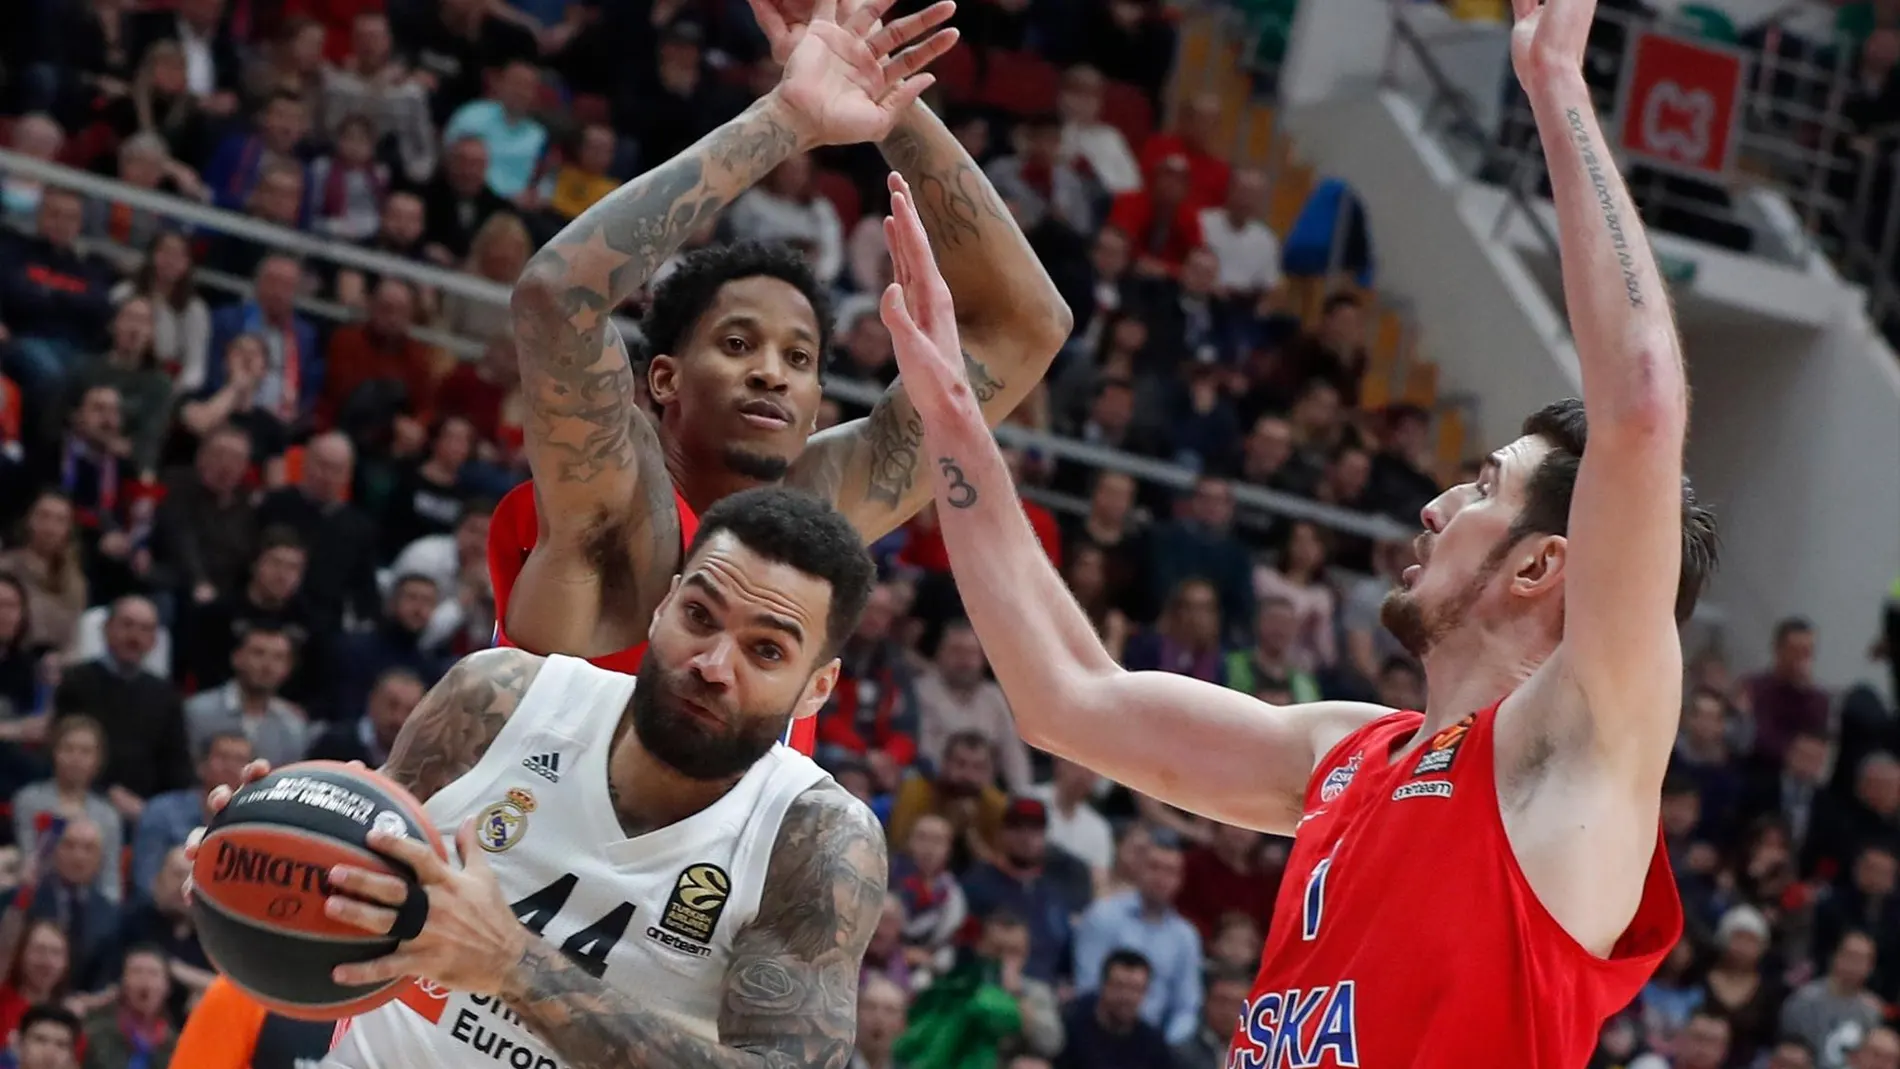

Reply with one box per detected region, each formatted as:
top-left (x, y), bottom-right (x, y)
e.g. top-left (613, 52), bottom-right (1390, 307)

top-left (0, 146), bottom-right (1412, 541)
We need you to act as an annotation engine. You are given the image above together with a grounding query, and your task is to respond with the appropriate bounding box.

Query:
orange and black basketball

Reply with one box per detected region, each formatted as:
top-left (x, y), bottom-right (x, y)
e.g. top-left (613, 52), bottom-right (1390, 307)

top-left (190, 761), bottom-right (445, 1021)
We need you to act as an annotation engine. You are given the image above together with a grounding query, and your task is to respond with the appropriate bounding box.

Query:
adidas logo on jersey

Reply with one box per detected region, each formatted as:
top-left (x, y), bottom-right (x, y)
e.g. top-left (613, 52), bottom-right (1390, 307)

top-left (522, 753), bottom-right (562, 784)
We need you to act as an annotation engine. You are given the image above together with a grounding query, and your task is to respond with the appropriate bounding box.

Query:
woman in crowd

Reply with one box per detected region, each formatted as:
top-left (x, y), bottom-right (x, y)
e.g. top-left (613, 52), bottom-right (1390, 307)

top-left (1252, 519), bottom-right (1337, 671)
top-left (112, 233), bottom-right (211, 393)
top-left (11, 716), bottom-right (123, 902)
top-left (84, 298), bottom-right (172, 476)
top-left (0, 494), bottom-right (87, 656)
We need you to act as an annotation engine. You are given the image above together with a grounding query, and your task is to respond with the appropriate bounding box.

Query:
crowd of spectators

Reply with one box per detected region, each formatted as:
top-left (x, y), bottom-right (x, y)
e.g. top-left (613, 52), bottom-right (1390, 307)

top-left (0, 1), bottom-right (1894, 1069)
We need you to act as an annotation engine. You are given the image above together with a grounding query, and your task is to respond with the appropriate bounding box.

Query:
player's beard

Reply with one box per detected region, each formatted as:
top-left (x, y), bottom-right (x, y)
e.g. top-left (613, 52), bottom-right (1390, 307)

top-left (631, 659), bottom-right (793, 781)
top-left (722, 445), bottom-right (790, 483)
top-left (1380, 537), bottom-right (1511, 659)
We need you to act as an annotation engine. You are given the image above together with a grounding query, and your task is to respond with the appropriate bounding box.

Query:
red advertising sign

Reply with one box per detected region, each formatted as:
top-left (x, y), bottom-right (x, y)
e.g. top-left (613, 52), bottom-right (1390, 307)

top-left (1614, 29), bottom-right (1748, 180)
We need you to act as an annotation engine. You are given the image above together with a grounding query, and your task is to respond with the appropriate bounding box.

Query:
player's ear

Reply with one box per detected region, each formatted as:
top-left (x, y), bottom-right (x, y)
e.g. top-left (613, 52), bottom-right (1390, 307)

top-left (794, 658), bottom-right (841, 721)
top-left (648, 353), bottom-right (680, 407)
top-left (649, 575), bottom-right (683, 640)
top-left (1510, 534), bottom-right (1567, 599)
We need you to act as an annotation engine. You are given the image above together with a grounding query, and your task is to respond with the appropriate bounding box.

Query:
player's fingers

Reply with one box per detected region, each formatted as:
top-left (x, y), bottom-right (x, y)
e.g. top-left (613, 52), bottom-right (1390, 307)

top-left (241, 759), bottom-right (273, 784)
top-left (747, 0), bottom-right (791, 39)
top-left (845, 0), bottom-right (899, 37)
top-left (453, 818), bottom-right (491, 876)
top-left (879, 72), bottom-right (935, 117)
top-left (881, 30), bottom-right (956, 85)
top-left (813, 0), bottom-right (837, 24)
top-left (883, 216), bottom-right (912, 289)
top-left (366, 828), bottom-right (449, 884)
top-left (891, 189), bottom-right (933, 271)
top-left (327, 864), bottom-right (411, 907)
top-left (332, 950), bottom-right (414, 987)
top-left (880, 283), bottom-right (922, 343)
top-left (324, 893), bottom-right (398, 937)
top-left (868, 1), bottom-right (953, 56)
top-left (1510, 0), bottom-right (1537, 21)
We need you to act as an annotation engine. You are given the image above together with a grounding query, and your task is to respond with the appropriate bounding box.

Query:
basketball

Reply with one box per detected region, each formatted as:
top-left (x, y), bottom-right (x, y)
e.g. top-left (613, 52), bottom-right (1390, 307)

top-left (189, 761), bottom-right (446, 1021)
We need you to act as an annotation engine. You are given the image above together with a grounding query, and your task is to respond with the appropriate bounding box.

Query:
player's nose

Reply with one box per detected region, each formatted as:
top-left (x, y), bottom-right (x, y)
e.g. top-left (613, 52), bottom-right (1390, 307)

top-left (745, 351), bottom-right (791, 393)
top-left (688, 634), bottom-right (739, 687)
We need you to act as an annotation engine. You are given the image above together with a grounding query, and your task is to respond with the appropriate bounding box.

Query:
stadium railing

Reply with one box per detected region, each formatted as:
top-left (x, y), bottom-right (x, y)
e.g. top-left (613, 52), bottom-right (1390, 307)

top-left (0, 147), bottom-right (1415, 547)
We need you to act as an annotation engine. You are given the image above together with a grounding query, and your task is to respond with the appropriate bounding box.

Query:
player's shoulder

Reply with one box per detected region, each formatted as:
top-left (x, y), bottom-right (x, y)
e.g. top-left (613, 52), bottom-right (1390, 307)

top-left (772, 781), bottom-right (886, 866)
top-left (748, 780), bottom-right (888, 955)
top-left (1294, 700), bottom-right (1403, 771)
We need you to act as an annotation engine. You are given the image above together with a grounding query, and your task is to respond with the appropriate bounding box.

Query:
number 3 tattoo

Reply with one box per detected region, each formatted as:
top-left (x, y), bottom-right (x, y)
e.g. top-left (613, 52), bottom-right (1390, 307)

top-left (938, 457), bottom-right (978, 509)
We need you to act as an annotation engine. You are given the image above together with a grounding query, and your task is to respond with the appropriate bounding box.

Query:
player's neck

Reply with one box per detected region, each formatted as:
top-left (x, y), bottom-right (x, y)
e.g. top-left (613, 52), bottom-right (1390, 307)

top-left (1418, 624), bottom-right (1546, 734)
top-left (662, 432), bottom-right (769, 518)
top-left (605, 732), bottom-right (744, 838)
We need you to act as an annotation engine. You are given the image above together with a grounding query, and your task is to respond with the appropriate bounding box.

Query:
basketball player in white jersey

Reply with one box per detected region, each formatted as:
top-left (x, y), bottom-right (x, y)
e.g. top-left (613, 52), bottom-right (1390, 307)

top-left (188, 486), bottom-right (884, 1069)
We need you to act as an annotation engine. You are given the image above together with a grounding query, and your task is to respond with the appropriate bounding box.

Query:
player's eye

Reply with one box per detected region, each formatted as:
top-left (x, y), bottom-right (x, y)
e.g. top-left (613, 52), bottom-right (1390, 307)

top-left (684, 601), bottom-right (714, 628)
top-left (787, 349), bottom-right (813, 369)
top-left (722, 336), bottom-right (749, 354)
top-left (752, 642), bottom-right (784, 663)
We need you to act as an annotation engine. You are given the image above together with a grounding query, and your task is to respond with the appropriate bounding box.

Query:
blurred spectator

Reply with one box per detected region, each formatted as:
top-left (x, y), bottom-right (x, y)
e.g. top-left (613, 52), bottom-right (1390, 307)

top-left (977, 911), bottom-right (1066, 1062)
top-left (1029, 758), bottom-right (1115, 889)
top-left (817, 582), bottom-right (921, 796)
top-left (182, 625), bottom-right (305, 767)
top-left (1337, 538), bottom-right (1411, 685)
top-left (19, 819), bottom-right (121, 990)
top-left (420, 136), bottom-right (509, 262)
top-left (618, 21), bottom-right (746, 170)
top-left (175, 335), bottom-right (289, 463)
top-left (1197, 170), bottom-right (1279, 301)
top-left (1252, 521), bottom-right (1337, 672)
top-left (13, 1003), bottom-right (81, 1069)
top-left (0, 190), bottom-right (117, 409)
top-left (443, 60), bottom-right (548, 201)
top-left (78, 944), bottom-right (175, 1066)
top-left (329, 573), bottom-right (450, 718)
top-left (0, 923), bottom-right (77, 1041)
top-left (20, 0), bottom-right (135, 125)
top-left (0, 116), bottom-right (66, 231)
top-left (319, 11), bottom-right (437, 184)
top-left (79, 298), bottom-right (170, 478)
top-left (127, 0), bottom-right (242, 111)
top-left (51, 596), bottom-right (190, 818)
top-left (1, 493), bottom-right (88, 655)
top-left (130, 731), bottom-right (249, 902)
top-left (533, 123), bottom-right (621, 232)
top-left (1175, 823), bottom-right (1277, 945)
top-left (154, 423), bottom-right (258, 607)
top-left (1062, 545), bottom-right (1131, 659)
top-left (915, 622), bottom-right (1032, 795)
top-left (987, 114), bottom-right (1097, 238)
top-left (204, 162), bottom-right (308, 279)
top-left (1123, 578), bottom-right (1223, 685)
top-left (1631, 1008), bottom-right (1731, 1069)
top-left (862, 894), bottom-right (914, 994)
top-left (1077, 0), bottom-right (1175, 98)
top-left (118, 848), bottom-right (212, 1014)
top-left (1365, 404), bottom-right (1440, 524)
top-left (244, 17), bottom-right (328, 113)
top-left (1811, 752), bottom-right (1900, 889)
top-left (889, 814), bottom-right (965, 978)
top-left (1108, 156), bottom-right (1202, 279)
top-left (434, 334), bottom-right (522, 456)
top-left (331, 191), bottom-right (433, 309)
top-left (305, 667), bottom-right (421, 766)
top-left (1639, 937), bottom-right (1704, 1050)
top-left (1061, 227), bottom-right (1135, 360)
top-left (1138, 248), bottom-right (1241, 374)
top-left (0, 573), bottom-right (53, 760)
top-left (729, 154), bottom-right (845, 287)
top-left (1850, 1029), bottom-right (1900, 1069)
top-left (1781, 929), bottom-right (1884, 1064)
top-left (179, 527), bottom-right (326, 709)
top-left (91, 137), bottom-right (210, 267)
top-left (1061, 470), bottom-right (1147, 621)
top-left (890, 732), bottom-right (1006, 872)
top-left (254, 432), bottom-right (381, 630)
top-left (961, 799), bottom-right (1085, 986)
top-left (1744, 729), bottom-right (1830, 864)
top-left (1146, 479), bottom-right (1250, 639)
top-left (104, 42), bottom-right (217, 168)
top-left (202, 92), bottom-right (310, 212)
top-left (1814, 843), bottom-right (1900, 1001)
top-left (443, 213), bottom-right (531, 342)
top-left (1170, 965), bottom-right (1251, 1069)
top-left (11, 716), bottom-right (122, 902)
top-left (1057, 66), bottom-right (1141, 198)
top-left (385, 502), bottom-right (494, 653)
top-left (1072, 837), bottom-right (1201, 1043)
top-left (206, 255), bottom-right (322, 430)
top-left (1702, 904), bottom-right (1785, 1066)
top-left (854, 974), bottom-right (908, 1069)
top-left (376, 415), bottom-right (476, 558)
top-left (396, 0), bottom-right (539, 126)
top-left (1222, 595), bottom-right (1318, 702)
top-left (111, 233), bottom-right (212, 394)
top-left (1054, 950), bottom-right (1173, 1069)
top-left (320, 278), bottom-right (435, 430)
top-left (1136, 94), bottom-right (1228, 212)
top-left (307, 113), bottom-right (391, 242)
top-left (1674, 686), bottom-right (1745, 842)
top-left (1749, 618), bottom-right (1831, 767)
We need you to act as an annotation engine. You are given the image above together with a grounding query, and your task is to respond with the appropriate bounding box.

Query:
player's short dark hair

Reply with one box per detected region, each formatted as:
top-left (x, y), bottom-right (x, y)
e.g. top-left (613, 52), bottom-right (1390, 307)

top-left (1104, 949), bottom-right (1153, 979)
top-left (257, 525), bottom-right (304, 557)
top-left (1775, 617), bottom-right (1814, 643)
top-left (638, 240), bottom-right (834, 382)
top-left (684, 487), bottom-right (873, 659)
top-left (18, 1003), bottom-right (79, 1047)
top-left (1514, 398), bottom-right (1718, 624)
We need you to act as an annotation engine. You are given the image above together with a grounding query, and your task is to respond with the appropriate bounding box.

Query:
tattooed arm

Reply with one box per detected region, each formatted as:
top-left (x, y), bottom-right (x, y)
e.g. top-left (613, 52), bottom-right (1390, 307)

top-left (1511, 0), bottom-right (1689, 769)
top-left (380, 647), bottom-right (544, 803)
top-left (510, 95), bottom-right (807, 539)
top-left (497, 782), bottom-right (888, 1069)
top-left (786, 104), bottom-right (1072, 541)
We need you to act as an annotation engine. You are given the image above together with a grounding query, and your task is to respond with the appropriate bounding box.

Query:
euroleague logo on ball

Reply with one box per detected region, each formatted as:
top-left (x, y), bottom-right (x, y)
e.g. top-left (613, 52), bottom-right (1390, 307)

top-left (372, 811), bottom-right (410, 840)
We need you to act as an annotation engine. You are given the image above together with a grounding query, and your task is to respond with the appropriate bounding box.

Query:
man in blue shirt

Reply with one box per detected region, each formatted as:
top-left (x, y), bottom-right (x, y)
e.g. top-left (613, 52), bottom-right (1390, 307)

top-left (960, 797), bottom-right (1090, 984)
top-left (1071, 835), bottom-right (1204, 1044)
top-left (130, 730), bottom-right (251, 903)
top-left (1054, 950), bottom-right (1174, 1069)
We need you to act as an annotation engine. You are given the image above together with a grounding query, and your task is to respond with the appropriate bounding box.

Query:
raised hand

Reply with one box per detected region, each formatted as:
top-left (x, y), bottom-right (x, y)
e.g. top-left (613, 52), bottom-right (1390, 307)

top-left (771, 0), bottom-right (958, 147)
top-left (878, 172), bottom-right (972, 423)
top-left (750, 0), bottom-right (954, 65)
top-left (1510, 0), bottom-right (1598, 88)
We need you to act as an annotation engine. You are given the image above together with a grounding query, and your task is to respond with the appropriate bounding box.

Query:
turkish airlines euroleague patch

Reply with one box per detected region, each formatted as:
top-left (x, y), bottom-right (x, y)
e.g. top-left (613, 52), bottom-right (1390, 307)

top-left (1411, 715), bottom-right (1476, 777)
top-left (660, 863), bottom-right (731, 944)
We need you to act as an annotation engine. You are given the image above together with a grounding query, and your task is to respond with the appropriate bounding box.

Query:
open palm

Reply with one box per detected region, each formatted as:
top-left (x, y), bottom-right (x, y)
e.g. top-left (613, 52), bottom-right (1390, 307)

top-left (880, 173), bottom-right (968, 420)
top-left (764, 0), bottom-right (958, 146)
top-left (1510, 0), bottom-right (1598, 87)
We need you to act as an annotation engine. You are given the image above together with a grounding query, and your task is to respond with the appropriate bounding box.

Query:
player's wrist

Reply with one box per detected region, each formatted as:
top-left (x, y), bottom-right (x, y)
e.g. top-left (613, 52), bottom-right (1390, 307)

top-left (1522, 69), bottom-right (1591, 117)
top-left (757, 90), bottom-right (824, 155)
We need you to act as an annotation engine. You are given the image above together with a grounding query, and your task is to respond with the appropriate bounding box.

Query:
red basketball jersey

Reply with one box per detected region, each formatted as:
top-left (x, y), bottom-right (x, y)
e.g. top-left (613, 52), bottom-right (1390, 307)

top-left (1229, 702), bottom-right (1680, 1068)
top-left (486, 480), bottom-right (818, 755)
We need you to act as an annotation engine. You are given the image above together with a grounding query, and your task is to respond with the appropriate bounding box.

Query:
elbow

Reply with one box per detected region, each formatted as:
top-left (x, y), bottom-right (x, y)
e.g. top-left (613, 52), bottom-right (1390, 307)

top-left (510, 261), bottom-right (568, 329)
top-left (1596, 340), bottom-right (1688, 439)
top-left (1008, 663), bottom-right (1121, 752)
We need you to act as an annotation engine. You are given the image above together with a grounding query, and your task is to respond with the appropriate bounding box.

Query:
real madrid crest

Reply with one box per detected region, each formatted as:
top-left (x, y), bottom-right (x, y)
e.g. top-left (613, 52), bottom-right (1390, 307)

top-left (478, 787), bottom-right (537, 853)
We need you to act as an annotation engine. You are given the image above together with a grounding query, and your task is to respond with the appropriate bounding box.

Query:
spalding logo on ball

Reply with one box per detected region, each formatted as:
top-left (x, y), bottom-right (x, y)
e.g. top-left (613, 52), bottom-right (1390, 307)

top-left (190, 761), bottom-right (446, 1021)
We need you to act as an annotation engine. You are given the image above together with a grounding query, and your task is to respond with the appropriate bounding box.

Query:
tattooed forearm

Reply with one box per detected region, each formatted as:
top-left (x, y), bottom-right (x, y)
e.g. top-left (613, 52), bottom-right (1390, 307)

top-left (1564, 107), bottom-right (1643, 309)
top-left (937, 457), bottom-right (978, 509)
top-left (381, 648), bottom-right (540, 803)
top-left (512, 96), bottom-right (804, 497)
top-left (962, 349), bottom-right (1003, 405)
top-left (496, 784), bottom-right (886, 1069)
top-left (860, 396), bottom-right (926, 508)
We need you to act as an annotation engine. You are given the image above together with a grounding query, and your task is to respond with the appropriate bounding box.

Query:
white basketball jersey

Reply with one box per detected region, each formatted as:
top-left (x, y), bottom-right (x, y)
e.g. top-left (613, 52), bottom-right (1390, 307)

top-left (324, 655), bottom-right (828, 1069)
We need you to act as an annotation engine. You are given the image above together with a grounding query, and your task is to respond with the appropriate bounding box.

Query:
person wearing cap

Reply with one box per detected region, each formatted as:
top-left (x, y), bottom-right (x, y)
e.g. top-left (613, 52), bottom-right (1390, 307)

top-left (962, 796), bottom-right (1091, 986)
top-left (1703, 904), bottom-right (1787, 1065)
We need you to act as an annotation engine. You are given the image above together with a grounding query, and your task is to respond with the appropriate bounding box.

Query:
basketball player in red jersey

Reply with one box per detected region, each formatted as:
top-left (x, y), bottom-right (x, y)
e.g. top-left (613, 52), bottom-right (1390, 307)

top-left (875, 0), bottom-right (1719, 1061)
top-left (492, 0), bottom-right (1072, 753)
